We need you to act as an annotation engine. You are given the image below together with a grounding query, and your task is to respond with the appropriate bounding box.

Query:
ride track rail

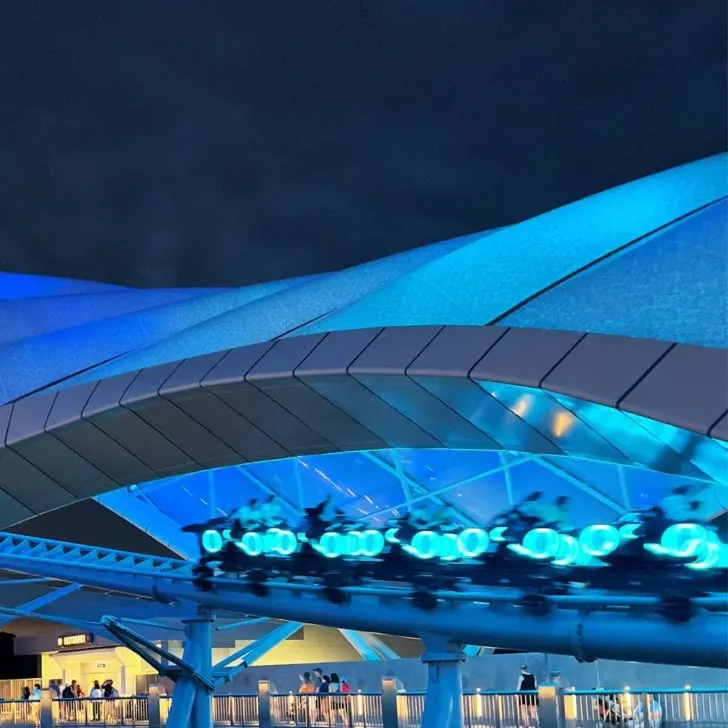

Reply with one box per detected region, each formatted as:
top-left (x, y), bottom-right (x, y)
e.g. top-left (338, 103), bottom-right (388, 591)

top-left (1, 531), bottom-right (726, 613)
top-left (2, 531), bottom-right (727, 669)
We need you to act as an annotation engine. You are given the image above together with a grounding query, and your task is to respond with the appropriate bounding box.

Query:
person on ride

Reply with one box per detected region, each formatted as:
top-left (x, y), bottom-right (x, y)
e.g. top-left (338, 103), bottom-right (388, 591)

top-left (231, 498), bottom-right (262, 536)
top-left (260, 496), bottom-right (284, 527)
top-left (429, 505), bottom-right (459, 532)
top-left (394, 505), bottom-right (432, 542)
top-left (497, 491), bottom-right (546, 540)
top-left (512, 491), bottom-right (547, 524)
top-left (660, 485), bottom-right (705, 523)
top-left (304, 496), bottom-right (337, 540)
top-left (537, 496), bottom-right (572, 532)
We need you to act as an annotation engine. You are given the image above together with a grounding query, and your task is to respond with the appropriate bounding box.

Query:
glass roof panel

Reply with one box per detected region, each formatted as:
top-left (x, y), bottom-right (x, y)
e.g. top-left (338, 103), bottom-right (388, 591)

top-left (247, 452), bottom-right (406, 518)
top-left (432, 469), bottom-right (511, 524)
top-left (143, 468), bottom-right (270, 526)
top-left (131, 448), bottom-right (713, 535)
top-left (387, 449), bottom-right (505, 490)
top-left (540, 456), bottom-right (628, 507)
top-left (623, 465), bottom-right (699, 511)
top-left (507, 459), bottom-right (619, 527)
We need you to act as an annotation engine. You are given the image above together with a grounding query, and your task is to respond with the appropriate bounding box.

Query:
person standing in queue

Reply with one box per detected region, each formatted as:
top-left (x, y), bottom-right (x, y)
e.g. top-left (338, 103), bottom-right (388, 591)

top-left (516, 665), bottom-right (538, 728)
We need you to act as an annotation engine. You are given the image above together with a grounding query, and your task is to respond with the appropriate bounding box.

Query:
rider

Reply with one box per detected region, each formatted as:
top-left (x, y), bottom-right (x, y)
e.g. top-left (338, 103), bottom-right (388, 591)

top-left (260, 495), bottom-right (284, 527)
top-left (231, 498), bottom-right (262, 535)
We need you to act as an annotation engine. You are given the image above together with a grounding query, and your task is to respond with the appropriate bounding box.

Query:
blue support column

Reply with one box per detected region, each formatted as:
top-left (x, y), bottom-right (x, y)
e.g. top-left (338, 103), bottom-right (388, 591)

top-left (420, 636), bottom-right (465, 728)
top-left (166, 609), bottom-right (215, 728)
top-left (190, 611), bottom-right (214, 728)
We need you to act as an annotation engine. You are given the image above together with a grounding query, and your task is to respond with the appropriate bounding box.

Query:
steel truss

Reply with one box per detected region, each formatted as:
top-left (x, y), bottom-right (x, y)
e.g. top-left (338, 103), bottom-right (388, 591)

top-left (0, 531), bottom-right (726, 670)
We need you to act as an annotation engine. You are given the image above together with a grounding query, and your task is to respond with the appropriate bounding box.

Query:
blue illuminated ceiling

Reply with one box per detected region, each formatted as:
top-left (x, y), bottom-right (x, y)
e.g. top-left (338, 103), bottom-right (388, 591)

top-left (125, 449), bottom-right (727, 539)
top-left (0, 154), bottom-right (725, 404)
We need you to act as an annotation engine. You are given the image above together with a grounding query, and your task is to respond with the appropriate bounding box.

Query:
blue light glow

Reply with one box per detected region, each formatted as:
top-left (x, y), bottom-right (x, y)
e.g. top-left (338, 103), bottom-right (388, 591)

top-left (2, 155), bottom-right (725, 404)
top-left (505, 199), bottom-right (728, 348)
top-left (286, 155), bottom-right (727, 337)
top-left (579, 524), bottom-right (621, 557)
top-left (521, 528), bottom-right (562, 559)
top-left (198, 516), bottom-right (726, 574)
top-left (201, 529), bottom-right (223, 554)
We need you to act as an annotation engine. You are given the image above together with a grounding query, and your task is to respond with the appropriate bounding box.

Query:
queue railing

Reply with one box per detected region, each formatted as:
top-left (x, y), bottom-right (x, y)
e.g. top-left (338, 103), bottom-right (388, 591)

top-left (49, 695), bottom-right (151, 725)
top-left (0, 685), bottom-right (725, 727)
top-left (269, 691), bottom-right (383, 727)
top-left (213, 693), bottom-right (259, 726)
top-left (395, 690), bottom-right (539, 728)
top-left (0, 699), bottom-right (36, 727)
top-left (563, 686), bottom-right (728, 727)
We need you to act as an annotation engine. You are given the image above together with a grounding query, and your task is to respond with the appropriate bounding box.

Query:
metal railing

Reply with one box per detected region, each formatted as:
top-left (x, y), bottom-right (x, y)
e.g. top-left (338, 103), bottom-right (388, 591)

top-left (270, 692), bottom-right (383, 727)
top-left (0, 686), bottom-right (725, 727)
top-left (0, 681), bottom-right (42, 703)
top-left (564, 687), bottom-right (728, 727)
top-left (396, 690), bottom-right (539, 728)
top-left (212, 694), bottom-right (259, 726)
top-left (0, 699), bottom-right (37, 727)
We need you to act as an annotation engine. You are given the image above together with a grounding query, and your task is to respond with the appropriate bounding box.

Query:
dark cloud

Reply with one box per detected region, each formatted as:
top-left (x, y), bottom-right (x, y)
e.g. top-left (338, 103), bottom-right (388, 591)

top-left (0, 1), bottom-right (725, 287)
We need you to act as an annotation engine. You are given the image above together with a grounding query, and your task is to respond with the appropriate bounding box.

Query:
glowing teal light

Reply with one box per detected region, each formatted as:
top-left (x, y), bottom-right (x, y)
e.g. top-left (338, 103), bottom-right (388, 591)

top-left (406, 530), bottom-right (440, 560)
top-left (456, 528), bottom-right (490, 558)
top-left (202, 529), bottom-right (223, 554)
top-left (686, 532), bottom-right (723, 570)
top-left (360, 529), bottom-right (386, 557)
top-left (618, 523), bottom-right (641, 541)
top-left (553, 533), bottom-right (581, 566)
top-left (273, 529), bottom-right (298, 556)
top-left (346, 530), bottom-right (364, 557)
top-left (316, 531), bottom-right (344, 559)
top-left (489, 526), bottom-right (508, 543)
top-left (522, 528), bottom-right (562, 560)
top-left (385, 528), bottom-right (401, 544)
top-left (579, 524), bottom-right (621, 557)
top-left (241, 532), bottom-right (264, 557)
top-left (439, 533), bottom-right (459, 561)
top-left (660, 523), bottom-right (707, 558)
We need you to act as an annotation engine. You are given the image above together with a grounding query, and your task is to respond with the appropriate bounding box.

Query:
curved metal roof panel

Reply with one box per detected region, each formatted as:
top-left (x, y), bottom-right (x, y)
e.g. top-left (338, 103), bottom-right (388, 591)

top-left (53, 234), bottom-right (477, 386)
top-left (0, 276), bottom-right (312, 404)
top-left (0, 287), bottom-right (224, 346)
top-left (296, 154), bottom-right (726, 334)
top-left (0, 155), bottom-right (725, 403)
top-left (503, 198), bottom-right (728, 348)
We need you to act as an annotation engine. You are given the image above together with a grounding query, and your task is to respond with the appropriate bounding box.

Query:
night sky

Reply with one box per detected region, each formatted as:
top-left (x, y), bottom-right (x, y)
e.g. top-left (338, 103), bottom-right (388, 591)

top-left (0, 2), bottom-right (725, 288)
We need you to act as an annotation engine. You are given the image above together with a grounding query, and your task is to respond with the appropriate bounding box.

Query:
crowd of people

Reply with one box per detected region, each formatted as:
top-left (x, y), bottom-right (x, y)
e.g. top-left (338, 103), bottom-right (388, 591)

top-left (20, 677), bottom-right (119, 702)
top-left (289, 667), bottom-right (352, 724)
top-left (17, 678), bottom-right (120, 724)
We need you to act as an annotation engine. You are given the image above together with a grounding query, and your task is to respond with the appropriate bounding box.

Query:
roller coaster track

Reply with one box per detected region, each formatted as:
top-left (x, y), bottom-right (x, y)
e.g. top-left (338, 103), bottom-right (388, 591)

top-left (1, 532), bottom-right (726, 668)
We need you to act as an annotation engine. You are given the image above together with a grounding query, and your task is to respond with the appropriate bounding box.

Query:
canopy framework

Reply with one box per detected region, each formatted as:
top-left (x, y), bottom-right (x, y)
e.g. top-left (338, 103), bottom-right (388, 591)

top-left (1, 325), bottom-right (726, 531)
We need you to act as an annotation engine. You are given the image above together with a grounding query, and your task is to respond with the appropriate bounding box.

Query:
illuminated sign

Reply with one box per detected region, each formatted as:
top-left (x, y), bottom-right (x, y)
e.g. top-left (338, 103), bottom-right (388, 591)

top-left (200, 521), bottom-right (724, 569)
top-left (57, 633), bottom-right (94, 649)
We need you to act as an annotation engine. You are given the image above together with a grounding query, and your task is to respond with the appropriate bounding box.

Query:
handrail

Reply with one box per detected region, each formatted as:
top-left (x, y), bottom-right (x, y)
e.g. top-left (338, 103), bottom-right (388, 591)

top-left (565, 687), bottom-right (728, 695)
top-left (2, 687), bottom-right (725, 702)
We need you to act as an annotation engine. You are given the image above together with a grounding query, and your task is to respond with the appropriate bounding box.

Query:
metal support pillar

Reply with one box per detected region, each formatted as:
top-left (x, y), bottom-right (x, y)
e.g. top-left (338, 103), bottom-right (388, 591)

top-left (190, 611), bottom-right (214, 728)
top-left (537, 683), bottom-right (564, 728)
top-left (167, 608), bottom-right (215, 728)
top-left (420, 636), bottom-right (466, 728)
top-left (258, 680), bottom-right (272, 728)
top-left (148, 685), bottom-right (161, 728)
top-left (381, 677), bottom-right (400, 728)
top-left (39, 688), bottom-right (52, 728)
